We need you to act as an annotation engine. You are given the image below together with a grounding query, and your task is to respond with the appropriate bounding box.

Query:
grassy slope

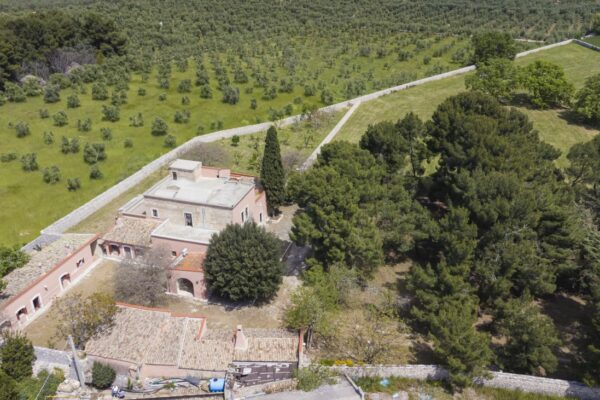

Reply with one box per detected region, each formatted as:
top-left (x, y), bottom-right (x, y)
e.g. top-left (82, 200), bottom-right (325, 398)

top-left (0, 36), bottom-right (466, 247)
top-left (335, 44), bottom-right (600, 167)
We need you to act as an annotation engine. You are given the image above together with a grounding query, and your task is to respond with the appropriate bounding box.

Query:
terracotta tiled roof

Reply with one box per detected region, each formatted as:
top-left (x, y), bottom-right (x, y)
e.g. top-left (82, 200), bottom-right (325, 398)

top-left (174, 253), bottom-right (205, 271)
top-left (103, 218), bottom-right (161, 247)
top-left (0, 233), bottom-right (96, 307)
top-left (85, 305), bottom-right (299, 372)
top-left (234, 329), bottom-right (300, 362)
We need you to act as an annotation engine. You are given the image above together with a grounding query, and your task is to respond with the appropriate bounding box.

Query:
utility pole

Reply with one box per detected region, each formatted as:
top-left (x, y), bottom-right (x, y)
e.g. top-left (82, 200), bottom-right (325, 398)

top-left (68, 335), bottom-right (86, 387)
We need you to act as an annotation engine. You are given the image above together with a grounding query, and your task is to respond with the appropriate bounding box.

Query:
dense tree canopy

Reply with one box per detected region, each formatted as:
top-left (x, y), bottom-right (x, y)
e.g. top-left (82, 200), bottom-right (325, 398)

top-left (574, 73), bottom-right (600, 124)
top-left (204, 222), bottom-right (282, 302)
top-left (471, 32), bottom-right (517, 65)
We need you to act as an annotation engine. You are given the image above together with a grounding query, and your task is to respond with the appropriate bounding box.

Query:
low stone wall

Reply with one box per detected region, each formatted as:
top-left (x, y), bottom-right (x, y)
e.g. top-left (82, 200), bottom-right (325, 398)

top-left (22, 37), bottom-right (580, 251)
top-left (574, 39), bottom-right (600, 52)
top-left (333, 365), bottom-right (600, 400)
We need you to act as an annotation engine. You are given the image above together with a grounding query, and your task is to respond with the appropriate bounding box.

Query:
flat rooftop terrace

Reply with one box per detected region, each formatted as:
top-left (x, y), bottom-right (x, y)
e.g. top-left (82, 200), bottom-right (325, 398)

top-left (146, 175), bottom-right (254, 209)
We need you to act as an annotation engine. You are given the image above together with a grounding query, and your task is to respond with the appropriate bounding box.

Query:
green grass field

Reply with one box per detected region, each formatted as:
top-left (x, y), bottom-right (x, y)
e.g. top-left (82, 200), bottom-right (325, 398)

top-left (0, 35), bottom-right (468, 247)
top-left (335, 44), bottom-right (600, 167)
top-left (583, 36), bottom-right (600, 47)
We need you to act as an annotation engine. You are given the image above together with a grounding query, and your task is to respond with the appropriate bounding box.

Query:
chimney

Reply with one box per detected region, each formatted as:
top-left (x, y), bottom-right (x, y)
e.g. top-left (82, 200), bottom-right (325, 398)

top-left (234, 325), bottom-right (248, 351)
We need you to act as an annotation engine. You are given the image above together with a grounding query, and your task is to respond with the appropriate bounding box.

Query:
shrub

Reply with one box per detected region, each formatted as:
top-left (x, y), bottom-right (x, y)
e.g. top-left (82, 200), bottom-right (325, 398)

top-left (151, 117), bottom-right (169, 136)
top-left (177, 79), bottom-right (192, 93)
top-left (39, 109), bottom-right (49, 119)
top-left (49, 73), bottom-right (71, 89)
top-left (102, 105), bottom-right (120, 122)
top-left (320, 89), bottom-right (333, 105)
top-left (42, 166), bottom-right (61, 184)
top-left (15, 122), bottom-right (30, 138)
top-left (22, 78), bottom-right (42, 97)
top-left (222, 86), bottom-right (240, 104)
top-left (91, 362), bottom-right (115, 389)
top-left (262, 86), bottom-right (277, 100)
top-left (77, 118), bottom-right (92, 132)
top-left (1, 153), bottom-right (17, 163)
top-left (91, 83), bottom-right (108, 100)
top-left (204, 222), bottom-right (282, 302)
top-left (174, 110), bottom-right (190, 123)
top-left (4, 82), bottom-right (26, 102)
top-left (124, 138), bottom-right (134, 148)
top-left (111, 90), bottom-right (127, 106)
top-left (43, 85), bottom-right (61, 103)
top-left (231, 135), bottom-right (240, 147)
top-left (101, 128), bottom-right (113, 141)
top-left (137, 87), bottom-right (146, 96)
top-left (164, 134), bottom-right (177, 148)
top-left (250, 98), bottom-right (257, 109)
top-left (61, 137), bottom-right (80, 154)
top-left (20, 153), bottom-right (38, 171)
top-left (181, 96), bottom-right (190, 105)
top-left (129, 113), bottom-right (144, 127)
top-left (158, 93), bottom-right (167, 101)
top-left (43, 131), bottom-right (54, 145)
top-left (67, 94), bottom-right (80, 108)
top-left (294, 365), bottom-right (335, 392)
top-left (53, 111), bottom-right (68, 126)
top-left (67, 178), bottom-right (81, 191)
top-left (199, 84), bottom-right (212, 99)
top-left (90, 165), bottom-right (103, 179)
top-left (83, 143), bottom-right (107, 164)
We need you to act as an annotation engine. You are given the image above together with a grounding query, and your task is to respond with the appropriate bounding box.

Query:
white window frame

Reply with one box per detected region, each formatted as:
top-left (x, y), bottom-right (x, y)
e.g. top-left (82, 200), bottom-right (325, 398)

top-left (184, 212), bottom-right (193, 227)
top-left (31, 295), bottom-right (43, 313)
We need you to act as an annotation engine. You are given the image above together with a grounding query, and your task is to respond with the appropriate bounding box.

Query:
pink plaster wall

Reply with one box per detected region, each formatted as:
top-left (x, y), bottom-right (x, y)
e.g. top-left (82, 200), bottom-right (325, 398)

top-left (151, 236), bottom-right (208, 257)
top-left (168, 269), bottom-right (207, 300)
top-left (232, 189), bottom-right (267, 225)
top-left (1, 237), bottom-right (99, 329)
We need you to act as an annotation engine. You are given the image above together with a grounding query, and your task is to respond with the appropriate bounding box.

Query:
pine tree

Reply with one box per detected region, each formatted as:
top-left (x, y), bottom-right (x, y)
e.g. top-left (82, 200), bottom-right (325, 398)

top-left (0, 331), bottom-right (36, 381)
top-left (260, 126), bottom-right (285, 216)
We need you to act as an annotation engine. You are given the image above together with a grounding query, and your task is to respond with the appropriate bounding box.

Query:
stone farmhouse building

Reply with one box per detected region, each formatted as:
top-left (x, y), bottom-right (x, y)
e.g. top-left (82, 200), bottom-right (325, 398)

top-left (0, 233), bottom-right (100, 329)
top-left (99, 159), bottom-right (267, 300)
top-left (85, 304), bottom-right (301, 380)
top-left (0, 160), bottom-right (267, 328)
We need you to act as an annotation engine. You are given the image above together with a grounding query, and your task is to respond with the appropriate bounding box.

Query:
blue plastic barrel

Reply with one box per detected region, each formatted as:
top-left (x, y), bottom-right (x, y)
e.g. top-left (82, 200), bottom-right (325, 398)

top-left (209, 378), bottom-right (225, 392)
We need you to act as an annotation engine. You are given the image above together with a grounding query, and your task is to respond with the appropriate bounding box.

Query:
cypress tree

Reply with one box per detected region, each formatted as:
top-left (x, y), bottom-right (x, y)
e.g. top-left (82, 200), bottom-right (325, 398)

top-left (261, 126), bottom-right (285, 216)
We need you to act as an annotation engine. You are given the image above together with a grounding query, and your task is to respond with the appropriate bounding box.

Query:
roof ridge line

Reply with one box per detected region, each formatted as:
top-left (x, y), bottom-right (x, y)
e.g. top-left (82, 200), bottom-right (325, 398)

top-left (176, 317), bottom-right (189, 368)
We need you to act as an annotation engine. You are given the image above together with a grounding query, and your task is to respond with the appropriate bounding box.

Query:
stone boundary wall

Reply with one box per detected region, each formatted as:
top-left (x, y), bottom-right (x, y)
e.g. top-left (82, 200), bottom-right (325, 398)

top-left (300, 101), bottom-right (361, 171)
top-left (574, 39), bottom-right (600, 52)
top-left (22, 38), bottom-right (578, 251)
top-left (333, 365), bottom-right (600, 400)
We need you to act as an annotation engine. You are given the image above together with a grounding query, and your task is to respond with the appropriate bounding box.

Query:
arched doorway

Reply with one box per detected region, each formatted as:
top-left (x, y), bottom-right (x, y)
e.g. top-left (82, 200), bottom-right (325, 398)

top-left (177, 278), bottom-right (194, 297)
top-left (60, 273), bottom-right (71, 289)
top-left (16, 307), bottom-right (28, 322)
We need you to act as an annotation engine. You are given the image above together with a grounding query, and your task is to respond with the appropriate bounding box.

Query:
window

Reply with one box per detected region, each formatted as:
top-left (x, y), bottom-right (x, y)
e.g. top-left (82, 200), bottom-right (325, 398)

top-left (32, 296), bottom-right (42, 312)
top-left (259, 213), bottom-right (263, 223)
top-left (171, 250), bottom-right (177, 257)
top-left (16, 307), bottom-right (27, 321)
top-left (172, 171), bottom-right (178, 180)
top-left (241, 211), bottom-right (245, 222)
top-left (76, 258), bottom-right (85, 267)
top-left (152, 209), bottom-right (159, 218)
top-left (245, 207), bottom-right (249, 219)
top-left (184, 212), bottom-right (193, 227)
